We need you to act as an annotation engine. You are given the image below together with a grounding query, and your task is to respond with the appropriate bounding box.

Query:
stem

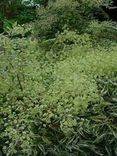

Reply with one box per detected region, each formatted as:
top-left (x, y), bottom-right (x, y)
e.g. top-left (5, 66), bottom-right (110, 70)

top-left (17, 74), bottom-right (23, 91)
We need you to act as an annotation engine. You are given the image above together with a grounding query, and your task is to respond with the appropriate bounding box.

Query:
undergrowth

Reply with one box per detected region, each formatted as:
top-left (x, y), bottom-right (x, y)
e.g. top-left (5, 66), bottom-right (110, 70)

top-left (0, 23), bottom-right (117, 155)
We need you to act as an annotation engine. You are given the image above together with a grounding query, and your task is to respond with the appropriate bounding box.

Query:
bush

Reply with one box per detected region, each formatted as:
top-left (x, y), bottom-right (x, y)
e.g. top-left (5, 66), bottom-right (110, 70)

top-left (0, 25), bottom-right (45, 155)
top-left (0, 24), bottom-right (117, 155)
top-left (35, 0), bottom-right (111, 39)
top-left (50, 30), bottom-right (91, 52)
top-left (87, 20), bottom-right (117, 42)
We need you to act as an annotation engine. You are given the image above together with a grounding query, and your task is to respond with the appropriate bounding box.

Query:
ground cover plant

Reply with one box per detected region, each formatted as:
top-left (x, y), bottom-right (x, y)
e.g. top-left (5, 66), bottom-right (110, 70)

top-left (0, 0), bottom-right (117, 156)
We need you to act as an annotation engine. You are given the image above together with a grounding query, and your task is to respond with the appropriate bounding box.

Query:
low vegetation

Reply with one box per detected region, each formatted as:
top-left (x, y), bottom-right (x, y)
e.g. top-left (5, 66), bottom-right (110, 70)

top-left (0, 0), bottom-right (117, 155)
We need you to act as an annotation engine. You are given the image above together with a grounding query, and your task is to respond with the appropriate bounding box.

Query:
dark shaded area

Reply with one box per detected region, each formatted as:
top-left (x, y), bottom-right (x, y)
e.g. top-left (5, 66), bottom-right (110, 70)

top-left (0, 3), bottom-right (37, 33)
top-left (103, 0), bottom-right (117, 21)
top-left (0, 20), bottom-right (3, 33)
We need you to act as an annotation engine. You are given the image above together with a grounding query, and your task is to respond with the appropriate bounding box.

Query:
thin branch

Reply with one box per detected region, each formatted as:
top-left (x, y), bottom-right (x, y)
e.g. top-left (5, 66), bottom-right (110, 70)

top-left (17, 74), bottom-right (23, 91)
top-left (108, 6), bottom-right (117, 10)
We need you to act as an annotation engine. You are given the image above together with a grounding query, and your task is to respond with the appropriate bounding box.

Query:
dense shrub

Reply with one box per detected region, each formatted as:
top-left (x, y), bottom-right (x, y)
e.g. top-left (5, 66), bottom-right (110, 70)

top-left (0, 24), bottom-right (117, 155)
top-left (87, 20), bottom-right (117, 42)
top-left (0, 26), bottom-right (45, 155)
top-left (0, 0), bottom-right (117, 155)
top-left (35, 0), bottom-right (111, 39)
top-left (39, 30), bottom-right (92, 53)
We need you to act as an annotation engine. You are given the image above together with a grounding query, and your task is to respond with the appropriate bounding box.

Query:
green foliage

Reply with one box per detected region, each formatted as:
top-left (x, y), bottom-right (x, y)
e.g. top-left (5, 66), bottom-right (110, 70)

top-left (35, 0), bottom-right (111, 39)
top-left (0, 23), bottom-right (117, 155)
top-left (37, 0), bottom-right (49, 6)
top-left (0, 0), bottom-right (22, 18)
top-left (50, 30), bottom-right (92, 52)
top-left (0, 25), bottom-right (44, 155)
top-left (0, 0), bottom-right (117, 155)
top-left (0, 0), bottom-right (21, 32)
top-left (2, 19), bottom-right (14, 32)
top-left (87, 20), bottom-right (117, 42)
top-left (16, 7), bottom-right (37, 24)
top-left (0, 0), bottom-right (38, 33)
